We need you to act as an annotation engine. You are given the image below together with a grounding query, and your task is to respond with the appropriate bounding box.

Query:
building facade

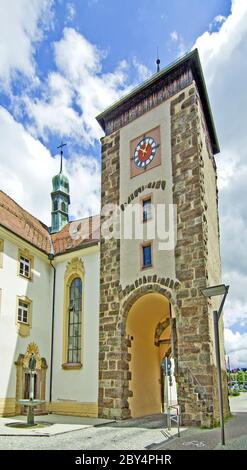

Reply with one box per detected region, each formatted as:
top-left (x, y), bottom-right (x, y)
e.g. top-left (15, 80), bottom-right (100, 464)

top-left (0, 49), bottom-right (229, 426)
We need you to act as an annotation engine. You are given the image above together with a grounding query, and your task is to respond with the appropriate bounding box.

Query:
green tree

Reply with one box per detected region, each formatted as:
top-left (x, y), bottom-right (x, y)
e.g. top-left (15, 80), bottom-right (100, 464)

top-left (237, 370), bottom-right (244, 384)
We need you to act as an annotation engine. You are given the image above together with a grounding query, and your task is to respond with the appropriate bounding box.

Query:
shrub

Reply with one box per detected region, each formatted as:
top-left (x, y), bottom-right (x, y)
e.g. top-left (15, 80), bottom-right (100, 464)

top-left (229, 389), bottom-right (240, 397)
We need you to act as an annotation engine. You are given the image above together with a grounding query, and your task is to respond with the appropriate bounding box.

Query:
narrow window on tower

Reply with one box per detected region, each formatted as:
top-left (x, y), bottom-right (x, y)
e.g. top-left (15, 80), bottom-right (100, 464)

top-left (142, 242), bottom-right (152, 269)
top-left (142, 196), bottom-right (152, 222)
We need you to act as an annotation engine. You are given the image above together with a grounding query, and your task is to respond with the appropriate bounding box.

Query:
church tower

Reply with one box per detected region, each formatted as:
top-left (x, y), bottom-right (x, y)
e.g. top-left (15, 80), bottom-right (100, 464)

top-left (97, 49), bottom-right (230, 426)
top-left (51, 145), bottom-right (70, 233)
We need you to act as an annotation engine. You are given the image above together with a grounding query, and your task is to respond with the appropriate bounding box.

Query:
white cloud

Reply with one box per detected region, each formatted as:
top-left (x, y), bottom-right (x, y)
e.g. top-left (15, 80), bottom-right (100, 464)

top-left (224, 329), bottom-right (247, 368)
top-left (209, 15), bottom-right (227, 31)
top-left (68, 154), bottom-right (100, 219)
top-left (193, 0), bottom-right (247, 86)
top-left (0, 0), bottom-right (53, 90)
top-left (214, 15), bottom-right (227, 24)
top-left (222, 270), bottom-right (247, 331)
top-left (0, 106), bottom-right (100, 225)
top-left (0, 105), bottom-right (55, 224)
top-left (193, 0), bottom-right (247, 366)
top-left (170, 31), bottom-right (178, 42)
top-left (132, 57), bottom-right (152, 82)
top-left (169, 30), bottom-right (186, 55)
top-left (66, 2), bottom-right (76, 23)
top-left (24, 71), bottom-right (82, 143)
top-left (24, 28), bottom-right (132, 145)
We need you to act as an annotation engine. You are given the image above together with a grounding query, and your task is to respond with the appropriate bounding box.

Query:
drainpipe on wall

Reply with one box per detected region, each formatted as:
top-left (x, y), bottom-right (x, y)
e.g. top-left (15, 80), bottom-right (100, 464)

top-left (48, 240), bottom-right (56, 405)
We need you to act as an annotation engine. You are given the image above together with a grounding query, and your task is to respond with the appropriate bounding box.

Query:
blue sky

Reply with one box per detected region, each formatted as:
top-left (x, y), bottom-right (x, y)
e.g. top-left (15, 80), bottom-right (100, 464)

top-left (0, 0), bottom-right (246, 367)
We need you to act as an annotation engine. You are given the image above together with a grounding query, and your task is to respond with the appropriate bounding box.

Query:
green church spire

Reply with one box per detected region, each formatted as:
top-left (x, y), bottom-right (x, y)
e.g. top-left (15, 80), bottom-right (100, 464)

top-left (51, 143), bottom-right (70, 233)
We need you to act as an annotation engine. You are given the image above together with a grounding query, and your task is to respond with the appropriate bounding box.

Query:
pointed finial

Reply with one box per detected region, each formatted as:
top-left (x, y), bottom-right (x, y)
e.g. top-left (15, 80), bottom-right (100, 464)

top-left (156, 46), bottom-right (160, 73)
top-left (57, 142), bottom-right (67, 173)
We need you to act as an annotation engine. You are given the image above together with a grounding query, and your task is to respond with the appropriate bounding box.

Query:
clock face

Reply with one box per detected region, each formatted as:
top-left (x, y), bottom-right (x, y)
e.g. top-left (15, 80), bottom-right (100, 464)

top-left (130, 126), bottom-right (161, 178)
top-left (133, 136), bottom-right (158, 169)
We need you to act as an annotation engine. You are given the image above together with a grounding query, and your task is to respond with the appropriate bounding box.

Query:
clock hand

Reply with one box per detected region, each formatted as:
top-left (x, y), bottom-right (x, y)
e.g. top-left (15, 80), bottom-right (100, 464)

top-left (142, 141), bottom-right (149, 154)
top-left (140, 142), bottom-right (149, 154)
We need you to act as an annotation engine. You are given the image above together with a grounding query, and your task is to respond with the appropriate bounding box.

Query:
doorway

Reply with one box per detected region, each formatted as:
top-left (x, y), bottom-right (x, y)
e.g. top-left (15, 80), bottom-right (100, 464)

top-left (126, 292), bottom-right (174, 417)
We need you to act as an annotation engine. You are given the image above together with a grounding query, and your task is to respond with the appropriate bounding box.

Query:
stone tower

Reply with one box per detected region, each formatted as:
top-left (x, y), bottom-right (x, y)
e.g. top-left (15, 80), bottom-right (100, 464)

top-left (96, 49), bottom-right (230, 426)
top-left (51, 165), bottom-right (70, 233)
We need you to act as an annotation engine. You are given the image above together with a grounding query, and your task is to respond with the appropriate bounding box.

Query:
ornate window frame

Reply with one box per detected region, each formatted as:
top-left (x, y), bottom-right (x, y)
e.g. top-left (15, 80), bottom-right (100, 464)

top-left (18, 248), bottom-right (34, 281)
top-left (16, 296), bottom-right (33, 337)
top-left (62, 257), bottom-right (85, 370)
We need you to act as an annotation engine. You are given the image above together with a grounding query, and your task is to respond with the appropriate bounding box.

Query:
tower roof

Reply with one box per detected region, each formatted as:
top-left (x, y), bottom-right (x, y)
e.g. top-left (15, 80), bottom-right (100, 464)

top-left (52, 172), bottom-right (70, 194)
top-left (96, 49), bottom-right (220, 155)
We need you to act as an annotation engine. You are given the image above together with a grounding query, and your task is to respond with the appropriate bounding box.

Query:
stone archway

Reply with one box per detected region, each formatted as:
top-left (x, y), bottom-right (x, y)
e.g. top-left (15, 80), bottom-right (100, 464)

top-left (118, 276), bottom-right (179, 417)
top-left (98, 278), bottom-right (179, 420)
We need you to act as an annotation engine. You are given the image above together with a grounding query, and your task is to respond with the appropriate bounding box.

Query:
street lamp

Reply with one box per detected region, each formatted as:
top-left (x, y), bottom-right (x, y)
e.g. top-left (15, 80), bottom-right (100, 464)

top-left (201, 284), bottom-right (229, 446)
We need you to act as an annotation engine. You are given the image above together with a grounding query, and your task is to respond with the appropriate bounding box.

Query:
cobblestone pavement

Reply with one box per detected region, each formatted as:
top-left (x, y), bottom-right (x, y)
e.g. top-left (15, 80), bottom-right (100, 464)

top-left (0, 414), bottom-right (176, 450)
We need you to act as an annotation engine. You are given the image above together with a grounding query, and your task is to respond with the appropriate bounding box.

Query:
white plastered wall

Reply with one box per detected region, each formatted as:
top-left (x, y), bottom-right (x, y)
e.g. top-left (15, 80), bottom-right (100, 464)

top-left (119, 100), bottom-right (176, 288)
top-left (51, 246), bottom-right (100, 404)
top-left (0, 230), bottom-right (52, 400)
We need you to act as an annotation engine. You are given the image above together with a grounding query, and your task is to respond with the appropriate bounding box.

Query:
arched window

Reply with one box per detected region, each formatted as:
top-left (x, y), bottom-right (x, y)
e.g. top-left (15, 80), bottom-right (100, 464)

top-left (61, 201), bottom-right (66, 212)
top-left (67, 277), bottom-right (82, 363)
top-left (53, 200), bottom-right (58, 211)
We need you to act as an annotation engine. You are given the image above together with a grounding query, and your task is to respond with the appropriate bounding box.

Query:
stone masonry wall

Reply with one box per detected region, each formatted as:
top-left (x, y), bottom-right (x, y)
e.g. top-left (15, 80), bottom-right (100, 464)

top-left (98, 130), bottom-right (131, 419)
top-left (170, 82), bottom-right (230, 426)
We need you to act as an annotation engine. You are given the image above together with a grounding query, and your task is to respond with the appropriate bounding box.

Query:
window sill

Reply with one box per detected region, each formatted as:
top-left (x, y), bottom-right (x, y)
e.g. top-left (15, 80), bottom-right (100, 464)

top-left (141, 264), bottom-right (153, 271)
top-left (19, 273), bottom-right (32, 281)
top-left (142, 217), bottom-right (153, 224)
top-left (62, 363), bottom-right (82, 370)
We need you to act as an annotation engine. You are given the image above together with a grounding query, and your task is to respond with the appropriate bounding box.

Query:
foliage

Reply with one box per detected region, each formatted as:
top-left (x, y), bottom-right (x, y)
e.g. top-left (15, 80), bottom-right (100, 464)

top-left (229, 389), bottom-right (240, 397)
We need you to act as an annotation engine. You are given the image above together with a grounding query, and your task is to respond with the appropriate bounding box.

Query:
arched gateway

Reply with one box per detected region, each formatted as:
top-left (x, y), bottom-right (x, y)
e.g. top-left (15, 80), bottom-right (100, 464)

top-left (126, 290), bottom-right (175, 417)
top-left (98, 279), bottom-right (178, 421)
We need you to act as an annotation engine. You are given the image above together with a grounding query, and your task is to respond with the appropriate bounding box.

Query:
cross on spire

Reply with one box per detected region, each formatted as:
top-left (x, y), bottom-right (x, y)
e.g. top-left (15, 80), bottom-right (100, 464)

top-left (57, 142), bottom-right (67, 173)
